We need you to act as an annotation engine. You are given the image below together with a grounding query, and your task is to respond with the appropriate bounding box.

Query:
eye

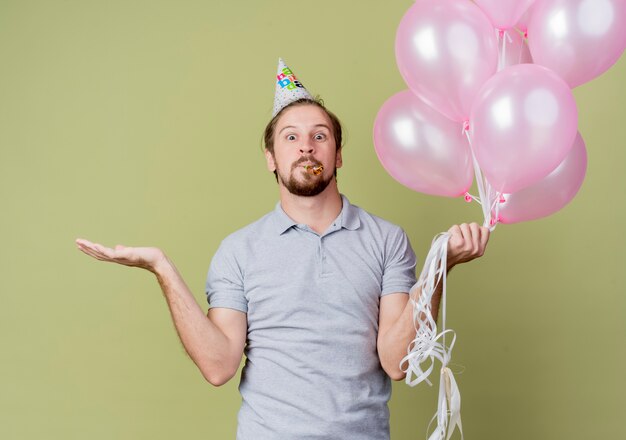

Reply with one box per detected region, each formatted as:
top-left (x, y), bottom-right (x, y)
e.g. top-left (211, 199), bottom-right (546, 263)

top-left (286, 134), bottom-right (296, 141)
top-left (314, 133), bottom-right (326, 141)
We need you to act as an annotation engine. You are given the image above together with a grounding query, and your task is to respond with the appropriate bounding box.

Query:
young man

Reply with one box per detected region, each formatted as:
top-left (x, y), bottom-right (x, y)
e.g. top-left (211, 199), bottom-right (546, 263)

top-left (76, 59), bottom-right (489, 439)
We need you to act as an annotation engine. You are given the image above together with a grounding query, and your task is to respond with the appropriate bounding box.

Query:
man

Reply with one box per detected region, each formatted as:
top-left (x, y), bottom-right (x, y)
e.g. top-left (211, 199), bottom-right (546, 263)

top-left (76, 59), bottom-right (489, 439)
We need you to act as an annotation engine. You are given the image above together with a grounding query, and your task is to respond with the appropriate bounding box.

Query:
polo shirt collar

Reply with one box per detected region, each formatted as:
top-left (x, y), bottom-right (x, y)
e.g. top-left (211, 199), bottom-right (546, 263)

top-left (339, 194), bottom-right (361, 231)
top-left (273, 194), bottom-right (361, 235)
top-left (273, 201), bottom-right (298, 235)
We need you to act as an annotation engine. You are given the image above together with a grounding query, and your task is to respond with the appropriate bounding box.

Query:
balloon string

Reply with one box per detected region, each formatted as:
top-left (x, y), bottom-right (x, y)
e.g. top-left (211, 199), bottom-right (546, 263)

top-left (519, 29), bottom-right (526, 64)
top-left (511, 27), bottom-right (528, 65)
top-left (464, 192), bottom-right (481, 205)
top-left (496, 28), bottom-right (513, 71)
top-left (462, 125), bottom-right (499, 231)
top-left (401, 233), bottom-right (463, 440)
top-left (464, 127), bottom-right (489, 225)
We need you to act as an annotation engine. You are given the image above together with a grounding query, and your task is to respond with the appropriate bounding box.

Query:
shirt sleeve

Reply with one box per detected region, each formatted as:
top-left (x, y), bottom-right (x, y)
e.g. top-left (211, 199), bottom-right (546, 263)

top-left (205, 238), bottom-right (248, 313)
top-left (381, 227), bottom-right (417, 296)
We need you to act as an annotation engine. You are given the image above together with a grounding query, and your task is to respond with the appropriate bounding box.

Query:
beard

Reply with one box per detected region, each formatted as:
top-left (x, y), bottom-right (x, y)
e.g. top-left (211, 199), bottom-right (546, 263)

top-left (276, 156), bottom-right (333, 197)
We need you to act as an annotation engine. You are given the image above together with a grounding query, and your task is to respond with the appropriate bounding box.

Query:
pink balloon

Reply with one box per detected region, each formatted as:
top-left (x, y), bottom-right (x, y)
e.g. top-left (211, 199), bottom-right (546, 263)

top-left (498, 132), bottom-right (587, 223)
top-left (528, 0), bottom-right (626, 88)
top-left (502, 29), bottom-right (533, 67)
top-left (470, 64), bottom-right (578, 193)
top-left (474, 0), bottom-right (537, 29)
top-left (373, 91), bottom-right (474, 197)
top-left (395, 0), bottom-right (498, 122)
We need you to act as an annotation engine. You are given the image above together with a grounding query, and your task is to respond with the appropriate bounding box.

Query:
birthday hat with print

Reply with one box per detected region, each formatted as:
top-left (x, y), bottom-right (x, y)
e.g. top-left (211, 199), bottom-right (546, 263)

top-left (272, 57), bottom-right (314, 117)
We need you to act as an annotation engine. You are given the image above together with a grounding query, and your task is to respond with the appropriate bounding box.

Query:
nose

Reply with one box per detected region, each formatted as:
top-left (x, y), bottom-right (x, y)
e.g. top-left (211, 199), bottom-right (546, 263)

top-left (299, 143), bottom-right (314, 154)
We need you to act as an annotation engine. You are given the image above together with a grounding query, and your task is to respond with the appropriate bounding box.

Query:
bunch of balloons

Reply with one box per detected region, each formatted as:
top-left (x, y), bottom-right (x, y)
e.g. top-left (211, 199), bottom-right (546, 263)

top-left (374, 0), bottom-right (626, 225)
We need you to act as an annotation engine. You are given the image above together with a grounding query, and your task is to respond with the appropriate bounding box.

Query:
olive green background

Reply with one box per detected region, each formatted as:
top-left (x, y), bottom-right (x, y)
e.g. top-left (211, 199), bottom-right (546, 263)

top-left (1, 1), bottom-right (624, 439)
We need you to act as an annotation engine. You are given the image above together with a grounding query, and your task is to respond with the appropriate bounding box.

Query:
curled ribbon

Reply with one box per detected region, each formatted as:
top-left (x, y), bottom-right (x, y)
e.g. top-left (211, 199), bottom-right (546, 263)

top-left (427, 366), bottom-right (463, 440)
top-left (401, 233), bottom-right (463, 440)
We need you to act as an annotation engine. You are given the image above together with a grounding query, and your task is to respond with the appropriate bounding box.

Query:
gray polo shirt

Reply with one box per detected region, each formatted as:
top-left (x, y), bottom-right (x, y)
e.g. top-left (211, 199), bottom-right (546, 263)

top-left (205, 195), bottom-right (417, 440)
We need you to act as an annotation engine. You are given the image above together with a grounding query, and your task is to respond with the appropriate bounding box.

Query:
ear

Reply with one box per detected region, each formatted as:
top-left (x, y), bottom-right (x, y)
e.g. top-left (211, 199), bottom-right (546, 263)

top-left (335, 147), bottom-right (343, 169)
top-left (265, 149), bottom-right (276, 172)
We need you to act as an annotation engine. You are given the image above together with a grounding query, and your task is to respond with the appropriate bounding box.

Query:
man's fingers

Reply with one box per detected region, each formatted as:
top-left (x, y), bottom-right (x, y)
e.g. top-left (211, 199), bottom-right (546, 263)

top-left (480, 226), bottom-right (490, 251)
top-left (459, 223), bottom-right (471, 250)
top-left (75, 238), bottom-right (93, 248)
top-left (77, 244), bottom-right (107, 261)
top-left (91, 243), bottom-right (110, 257)
top-left (76, 239), bottom-right (115, 261)
top-left (76, 238), bottom-right (98, 252)
top-left (75, 239), bottom-right (96, 255)
top-left (469, 223), bottom-right (481, 254)
top-left (447, 224), bottom-right (457, 237)
top-left (75, 238), bottom-right (151, 270)
top-left (447, 225), bottom-right (462, 249)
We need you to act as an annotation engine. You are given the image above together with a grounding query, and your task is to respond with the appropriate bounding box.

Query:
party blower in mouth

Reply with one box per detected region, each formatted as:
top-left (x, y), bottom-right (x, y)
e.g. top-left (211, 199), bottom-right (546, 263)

top-left (303, 165), bottom-right (324, 176)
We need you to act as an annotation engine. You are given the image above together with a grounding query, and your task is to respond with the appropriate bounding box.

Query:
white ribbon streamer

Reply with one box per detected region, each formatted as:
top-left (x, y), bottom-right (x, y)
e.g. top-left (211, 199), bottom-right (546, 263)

top-left (401, 233), bottom-right (463, 440)
top-left (496, 28), bottom-right (513, 71)
top-left (462, 124), bottom-right (500, 231)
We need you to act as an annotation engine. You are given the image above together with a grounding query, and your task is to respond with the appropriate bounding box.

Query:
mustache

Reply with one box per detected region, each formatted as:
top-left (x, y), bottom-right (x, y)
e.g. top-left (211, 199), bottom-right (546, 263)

top-left (292, 156), bottom-right (322, 170)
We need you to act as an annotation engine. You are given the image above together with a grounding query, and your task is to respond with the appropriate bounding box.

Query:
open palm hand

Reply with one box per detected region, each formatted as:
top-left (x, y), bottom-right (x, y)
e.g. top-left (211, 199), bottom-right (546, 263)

top-left (75, 238), bottom-right (165, 273)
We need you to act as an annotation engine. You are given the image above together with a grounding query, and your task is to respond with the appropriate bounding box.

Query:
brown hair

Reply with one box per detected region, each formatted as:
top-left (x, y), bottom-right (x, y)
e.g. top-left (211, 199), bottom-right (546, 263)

top-left (263, 97), bottom-right (343, 180)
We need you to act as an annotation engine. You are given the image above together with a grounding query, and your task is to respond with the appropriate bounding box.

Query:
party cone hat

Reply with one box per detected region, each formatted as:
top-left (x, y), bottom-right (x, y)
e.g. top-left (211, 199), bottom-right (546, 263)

top-left (273, 57), bottom-right (313, 117)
